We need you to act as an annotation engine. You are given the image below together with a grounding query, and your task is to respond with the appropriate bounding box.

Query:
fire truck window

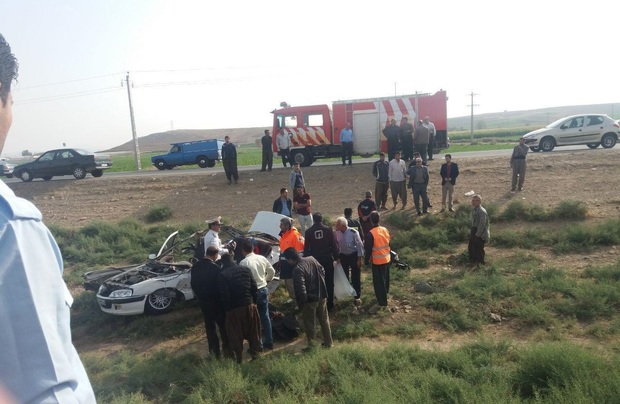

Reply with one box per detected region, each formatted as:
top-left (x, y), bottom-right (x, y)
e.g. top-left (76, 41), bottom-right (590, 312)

top-left (283, 115), bottom-right (296, 127)
top-left (304, 114), bottom-right (323, 126)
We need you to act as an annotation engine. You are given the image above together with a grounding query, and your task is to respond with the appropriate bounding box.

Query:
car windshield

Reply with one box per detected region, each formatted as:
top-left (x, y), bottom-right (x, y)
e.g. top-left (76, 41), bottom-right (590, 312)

top-left (547, 117), bottom-right (571, 128)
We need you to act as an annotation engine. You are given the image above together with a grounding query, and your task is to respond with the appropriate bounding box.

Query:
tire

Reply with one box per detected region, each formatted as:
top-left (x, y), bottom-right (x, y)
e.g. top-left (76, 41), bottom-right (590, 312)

top-left (144, 289), bottom-right (176, 314)
top-left (540, 137), bottom-right (555, 152)
top-left (206, 160), bottom-right (216, 168)
top-left (42, 176), bottom-right (53, 181)
top-left (91, 169), bottom-right (103, 177)
top-left (19, 170), bottom-right (33, 182)
top-left (529, 146), bottom-right (540, 152)
top-left (73, 166), bottom-right (87, 179)
top-left (291, 150), bottom-right (312, 167)
top-left (586, 143), bottom-right (600, 149)
top-left (601, 133), bottom-right (617, 149)
top-left (196, 156), bottom-right (209, 168)
top-left (154, 159), bottom-right (167, 170)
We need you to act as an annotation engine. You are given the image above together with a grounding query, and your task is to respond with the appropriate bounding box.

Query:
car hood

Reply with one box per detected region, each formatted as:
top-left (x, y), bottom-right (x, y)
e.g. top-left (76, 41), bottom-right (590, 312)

top-left (523, 127), bottom-right (551, 138)
top-left (249, 211), bottom-right (290, 240)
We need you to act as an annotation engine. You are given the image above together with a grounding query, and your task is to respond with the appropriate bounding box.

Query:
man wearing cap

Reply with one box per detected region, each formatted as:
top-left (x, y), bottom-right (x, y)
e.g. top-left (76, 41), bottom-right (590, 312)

top-left (340, 122), bottom-right (354, 166)
top-left (423, 116), bottom-right (436, 161)
top-left (278, 217), bottom-right (305, 301)
top-left (335, 217), bottom-right (364, 303)
top-left (364, 211), bottom-right (392, 307)
top-left (260, 129), bottom-right (273, 172)
top-left (204, 216), bottom-right (233, 259)
top-left (510, 137), bottom-right (529, 192)
top-left (388, 151), bottom-right (407, 210)
top-left (240, 239), bottom-right (275, 350)
top-left (372, 152), bottom-right (390, 210)
top-left (304, 213), bottom-right (339, 312)
top-left (413, 120), bottom-right (430, 164)
top-left (282, 248), bottom-right (333, 350)
top-left (357, 191), bottom-right (377, 239)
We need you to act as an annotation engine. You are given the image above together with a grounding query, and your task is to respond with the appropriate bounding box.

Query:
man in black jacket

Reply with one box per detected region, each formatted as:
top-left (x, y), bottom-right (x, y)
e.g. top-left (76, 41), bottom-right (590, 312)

top-left (260, 129), bottom-right (273, 172)
top-left (221, 135), bottom-right (239, 185)
top-left (217, 254), bottom-right (261, 363)
top-left (191, 246), bottom-right (230, 359)
top-left (283, 248), bottom-right (333, 350)
top-left (439, 154), bottom-right (459, 212)
top-left (272, 188), bottom-right (293, 217)
top-left (304, 212), bottom-right (339, 311)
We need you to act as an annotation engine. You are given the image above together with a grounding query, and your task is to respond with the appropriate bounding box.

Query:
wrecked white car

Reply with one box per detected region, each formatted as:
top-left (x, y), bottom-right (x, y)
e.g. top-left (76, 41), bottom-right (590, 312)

top-left (86, 211), bottom-right (287, 316)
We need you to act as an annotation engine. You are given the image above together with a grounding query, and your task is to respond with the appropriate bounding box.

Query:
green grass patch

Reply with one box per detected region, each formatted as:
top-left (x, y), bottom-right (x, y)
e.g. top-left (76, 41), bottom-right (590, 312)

top-left (145, 205), bottom-right (173, 223)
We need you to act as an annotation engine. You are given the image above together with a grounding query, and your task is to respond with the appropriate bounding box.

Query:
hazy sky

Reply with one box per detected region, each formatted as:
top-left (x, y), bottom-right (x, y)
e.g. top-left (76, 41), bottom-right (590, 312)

top-left (2, 0), bottom-right (618, 156)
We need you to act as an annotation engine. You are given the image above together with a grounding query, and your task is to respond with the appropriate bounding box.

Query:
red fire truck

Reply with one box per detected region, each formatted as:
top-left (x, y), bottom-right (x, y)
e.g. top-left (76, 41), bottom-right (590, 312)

top-left (271, 90), bottom-right (448, 166)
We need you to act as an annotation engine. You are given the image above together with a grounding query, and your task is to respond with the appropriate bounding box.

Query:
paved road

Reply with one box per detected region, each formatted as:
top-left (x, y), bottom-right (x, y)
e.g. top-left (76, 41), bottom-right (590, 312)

top-left (2, 145), bottom-right (613, 183)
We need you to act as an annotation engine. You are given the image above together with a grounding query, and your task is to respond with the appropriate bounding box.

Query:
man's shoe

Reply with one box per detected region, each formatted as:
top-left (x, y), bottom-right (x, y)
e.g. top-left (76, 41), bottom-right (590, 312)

top-left (321, 343), bottom-right (332, 349)
top-left (423, 210), bottom-right (428, 214)
top-left (440, 208), bottom-right (445, 213)
top-left (228, 180), bottom-right (232, 185)
top-left (428, 203), bottom-right (433, 208)
top-left (354, 298), bottom-right (362, 306)
top-left (511, 188), bottom-right (516, 193)
top-left (417, 211), bottom-right (422, 216)
top-left (342, 163), bottom-right (346, 166)
top-left (449, 208), bottom-right (455, 212)
top-left (428, 158), bottom-right (434, 161)
top-left (518, 187), bottom-right (523, 191)
top-left (259, 169), bottom-right (266, 172)
top-left (302, 346), bottom-right (316, 353)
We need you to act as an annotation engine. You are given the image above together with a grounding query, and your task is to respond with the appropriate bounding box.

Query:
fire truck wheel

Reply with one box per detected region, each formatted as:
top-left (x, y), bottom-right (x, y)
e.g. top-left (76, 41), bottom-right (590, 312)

top-left (291, 150), bottom-right (312, 167)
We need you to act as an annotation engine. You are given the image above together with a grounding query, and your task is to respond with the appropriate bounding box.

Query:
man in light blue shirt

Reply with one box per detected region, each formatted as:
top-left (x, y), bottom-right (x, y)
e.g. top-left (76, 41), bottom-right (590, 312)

top-left (339, 122), bottom-right (354, 166)
top-left (0, 33), bottom-right (96, 403)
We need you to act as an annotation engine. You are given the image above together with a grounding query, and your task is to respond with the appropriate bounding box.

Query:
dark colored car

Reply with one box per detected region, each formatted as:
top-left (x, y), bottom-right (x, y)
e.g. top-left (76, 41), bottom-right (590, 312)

top-left (13, 148), bottom-right (113, 182)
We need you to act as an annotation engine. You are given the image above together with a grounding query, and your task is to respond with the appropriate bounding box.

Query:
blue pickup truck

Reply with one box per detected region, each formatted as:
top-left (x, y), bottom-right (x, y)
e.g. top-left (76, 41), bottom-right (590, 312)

top-left (151, 139), bottom-right (224, 170)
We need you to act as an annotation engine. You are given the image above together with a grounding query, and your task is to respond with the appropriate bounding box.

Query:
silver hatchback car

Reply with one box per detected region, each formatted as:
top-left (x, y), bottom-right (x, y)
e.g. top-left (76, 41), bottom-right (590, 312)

top-left (522, 114), bottom-right (619, 152)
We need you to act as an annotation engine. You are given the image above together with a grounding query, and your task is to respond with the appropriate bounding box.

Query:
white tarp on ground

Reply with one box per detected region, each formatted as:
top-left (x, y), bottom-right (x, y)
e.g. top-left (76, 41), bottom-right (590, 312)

top-left (333, 262), bottom-right (356, 299)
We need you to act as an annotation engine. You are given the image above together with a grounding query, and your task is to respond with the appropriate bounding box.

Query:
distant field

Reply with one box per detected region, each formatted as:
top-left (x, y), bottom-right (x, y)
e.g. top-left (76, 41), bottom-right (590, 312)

top-left (110, 140), bottom-right (516, 172)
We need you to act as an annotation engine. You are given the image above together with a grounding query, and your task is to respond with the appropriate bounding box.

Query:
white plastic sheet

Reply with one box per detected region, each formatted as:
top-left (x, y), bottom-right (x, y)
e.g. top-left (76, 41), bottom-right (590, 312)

top-left (333, 262), bottom-right (356, 299)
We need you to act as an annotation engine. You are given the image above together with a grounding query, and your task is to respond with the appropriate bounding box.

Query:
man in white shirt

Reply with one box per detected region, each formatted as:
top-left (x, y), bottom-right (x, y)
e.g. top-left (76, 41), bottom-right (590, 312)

top-left (203, 216), bottom-right (233, 259)
top-left (388, 151), bottom-right (407, 209)
top-left (276, 128), bottom-right (292, 167)
top-left (423, 116), bottom-right (437, 161)
top-left (239, 239), bottom-right (276, 350)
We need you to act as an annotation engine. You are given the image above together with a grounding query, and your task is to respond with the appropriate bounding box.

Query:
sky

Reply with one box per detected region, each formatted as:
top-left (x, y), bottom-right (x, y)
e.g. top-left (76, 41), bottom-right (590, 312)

top-left (2, 0), bottom-right (618, 157)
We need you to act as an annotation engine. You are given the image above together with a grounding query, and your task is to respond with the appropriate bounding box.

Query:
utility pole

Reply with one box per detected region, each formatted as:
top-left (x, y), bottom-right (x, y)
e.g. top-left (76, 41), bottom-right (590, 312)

top-left (467, 92), bottom-right (479, 142)
top-left (125, 72), bottom-right (141, 171)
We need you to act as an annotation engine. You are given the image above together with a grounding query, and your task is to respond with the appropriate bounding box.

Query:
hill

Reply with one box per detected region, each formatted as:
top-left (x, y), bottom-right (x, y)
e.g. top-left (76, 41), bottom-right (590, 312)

top-left (103, 102), bottom-right (620, 153)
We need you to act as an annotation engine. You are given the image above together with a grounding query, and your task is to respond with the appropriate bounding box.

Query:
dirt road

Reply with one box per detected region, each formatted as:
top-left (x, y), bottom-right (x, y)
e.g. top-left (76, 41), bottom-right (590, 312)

top-left (6, 147), bottom-right (620, 229)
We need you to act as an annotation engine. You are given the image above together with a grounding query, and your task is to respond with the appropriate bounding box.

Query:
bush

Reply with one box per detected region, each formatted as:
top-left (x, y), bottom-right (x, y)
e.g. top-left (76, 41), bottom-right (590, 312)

top-left (552, 200), bottom-right (587, 220)
top-left (145, 206), bottom-right (173, 223)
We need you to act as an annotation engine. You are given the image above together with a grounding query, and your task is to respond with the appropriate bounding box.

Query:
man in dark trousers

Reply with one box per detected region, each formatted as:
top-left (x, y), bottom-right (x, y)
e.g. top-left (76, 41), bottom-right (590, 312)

top-left (357, 191), bottom-right (377, 239)
top-left (382, 118), bottom-right (401, 161)
top-left (191, 246), bottom-right (230, 359)
top-left (221, 135), bottom-right (239, 185)
top-left (364, 211), bottom-right (392, 307)
top-left (260, 129), bottom-right (273, 172)
top-left (217, 254), bottom-right (261, 363)
top-left (400, 117), bottom-right (414, 162)
top-left (283, 248), bottom-right (333, 350)
top-left (440, 154), bottom-right (459, 212)
top-left (304, 212), bottom-right (339, 311)
top-left (373, 152), bottom-right (390, 210)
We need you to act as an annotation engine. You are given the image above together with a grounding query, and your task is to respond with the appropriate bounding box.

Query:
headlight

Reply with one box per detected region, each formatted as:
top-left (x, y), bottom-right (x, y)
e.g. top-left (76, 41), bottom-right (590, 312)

top-left (109, 289), bottom-right (133, 298)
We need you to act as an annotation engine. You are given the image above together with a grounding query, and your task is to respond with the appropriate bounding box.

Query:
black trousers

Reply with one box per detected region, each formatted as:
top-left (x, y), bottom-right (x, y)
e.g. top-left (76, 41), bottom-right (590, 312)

top-left (468, 227), bottom-right (486, 265)
top-left (261, 149), bottom-right (273, 171)
top-left (279, 149), bottom-right (290, 167)
top-left (223, 159), bottom-right (239, 181)
top-left (340, 252), bottom-right (361, 299)
top-left (341, 142), bottom-right (353, 164)
top-left (372, 263), bottom-right (390, 306)
top-left (199, 300), bottom-right (229, 358)
top-left (427, 136), bottom-right (435, 159)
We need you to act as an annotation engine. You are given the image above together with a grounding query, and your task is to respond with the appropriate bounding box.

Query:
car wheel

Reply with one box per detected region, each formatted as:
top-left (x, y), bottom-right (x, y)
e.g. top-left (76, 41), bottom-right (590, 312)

top-left (19, 170), bottom-right (33, 182)
top-left (73, 166), bottom-right (87, 179)
top-left (154, 159), bottom-right (167, 170)
top-left (145, 289), bottom-right (176, 314)
top-left (42, 176), bottom-right (53, 181)
top-left (196, 156), bottom-right (209, 168)
top-left (91, 169), bottom-right (103, 177)
top-left (206, 160), bottom-right (216, 168)
top-left (529, 146), bottom-right (540, 152)
top-left (586, 143), bottom-right (600, 149)
top-left (291, 150), bottom-right (312, 167)
top-left (601, 133), bottom-right (617, 149)
top-left (540, 137), bottom-right (555, 152)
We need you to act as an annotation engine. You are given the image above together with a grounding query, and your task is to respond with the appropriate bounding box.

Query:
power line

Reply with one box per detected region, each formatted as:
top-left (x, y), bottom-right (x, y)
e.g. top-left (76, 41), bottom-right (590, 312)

top-left (17, 72), bottom-right (125, 90)
top-left (135, 75), bottom-right (272, 89)
top-left (15, 86), bottom-right (123, 105)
